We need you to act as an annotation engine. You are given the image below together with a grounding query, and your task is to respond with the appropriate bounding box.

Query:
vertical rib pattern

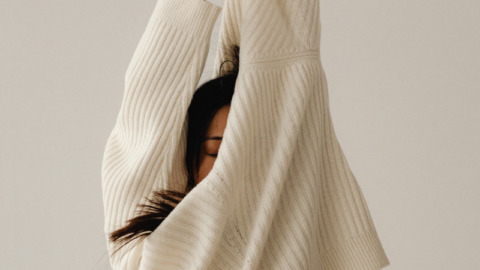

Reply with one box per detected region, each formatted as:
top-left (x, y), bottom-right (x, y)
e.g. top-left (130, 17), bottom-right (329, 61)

top-left (101, 0), bottom-right (390, 269)
top-left (101, 0), bottom-right (221, 269)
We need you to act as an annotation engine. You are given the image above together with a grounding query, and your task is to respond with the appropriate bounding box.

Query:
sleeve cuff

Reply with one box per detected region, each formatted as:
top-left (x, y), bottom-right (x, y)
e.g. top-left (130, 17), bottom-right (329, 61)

top-left (151, 0), bottom-right (222, 40)
top-left (320, 229), bottom-right (391, 270)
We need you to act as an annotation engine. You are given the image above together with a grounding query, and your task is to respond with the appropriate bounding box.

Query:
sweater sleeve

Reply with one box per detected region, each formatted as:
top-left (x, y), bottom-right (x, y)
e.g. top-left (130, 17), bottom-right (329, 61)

top-left (101, 0), bottom-right (221, 269)
top-left (210, 0), bottom-right (391, 269)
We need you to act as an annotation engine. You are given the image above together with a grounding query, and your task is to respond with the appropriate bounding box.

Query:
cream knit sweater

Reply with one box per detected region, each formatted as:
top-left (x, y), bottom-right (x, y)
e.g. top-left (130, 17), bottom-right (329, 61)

top-left (101, 0), bottom-right (391, 269)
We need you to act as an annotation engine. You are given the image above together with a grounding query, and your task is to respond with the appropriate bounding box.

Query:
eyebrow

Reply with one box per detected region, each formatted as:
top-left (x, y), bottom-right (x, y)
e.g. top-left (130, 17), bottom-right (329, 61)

top-left (202, 136), bottom-right (223, 142)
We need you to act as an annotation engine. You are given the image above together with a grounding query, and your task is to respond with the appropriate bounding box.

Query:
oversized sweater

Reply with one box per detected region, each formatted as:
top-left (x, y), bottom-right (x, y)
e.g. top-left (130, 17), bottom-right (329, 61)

top-left (101, 0), bottom-right (391, 269)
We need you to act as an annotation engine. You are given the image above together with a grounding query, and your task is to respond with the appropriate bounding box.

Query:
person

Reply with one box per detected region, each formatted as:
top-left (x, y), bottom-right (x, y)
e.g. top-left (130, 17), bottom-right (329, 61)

top-left (101, 0), bottom-right (391, 269)
top-left (108, 45), bottom-right (240, 258)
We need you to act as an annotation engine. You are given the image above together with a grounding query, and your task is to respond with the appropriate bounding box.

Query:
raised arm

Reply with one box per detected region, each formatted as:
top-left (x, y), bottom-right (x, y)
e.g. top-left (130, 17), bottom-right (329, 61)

top-left (101, 0), bottom-right (221, 268)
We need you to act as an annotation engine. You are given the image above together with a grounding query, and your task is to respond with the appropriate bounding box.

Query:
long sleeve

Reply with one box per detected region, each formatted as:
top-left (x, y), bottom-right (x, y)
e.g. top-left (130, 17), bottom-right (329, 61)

top-left (101, 0), bottom-right (222, 269)
top-left (224, 0), bottom-right (391, 268)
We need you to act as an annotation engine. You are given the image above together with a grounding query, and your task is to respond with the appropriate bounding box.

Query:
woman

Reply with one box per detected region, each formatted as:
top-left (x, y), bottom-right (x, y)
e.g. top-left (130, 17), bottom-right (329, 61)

top-left (102, 0), bottom-right (390, 269)
top-left (108, 45), bottom-right (240, 258)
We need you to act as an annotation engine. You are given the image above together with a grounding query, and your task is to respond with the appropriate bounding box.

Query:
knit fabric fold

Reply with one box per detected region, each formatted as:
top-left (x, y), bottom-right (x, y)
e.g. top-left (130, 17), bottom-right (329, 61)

top-left (101, 0), bottom-right (390, 269)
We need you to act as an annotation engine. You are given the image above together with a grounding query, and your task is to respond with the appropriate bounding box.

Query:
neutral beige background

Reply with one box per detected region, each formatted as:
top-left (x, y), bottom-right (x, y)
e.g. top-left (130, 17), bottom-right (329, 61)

top-left (1, 0), bottom-right (478, 269)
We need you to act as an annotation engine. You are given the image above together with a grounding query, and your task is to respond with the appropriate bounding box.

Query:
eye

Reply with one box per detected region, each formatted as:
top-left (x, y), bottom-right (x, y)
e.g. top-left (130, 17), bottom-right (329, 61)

top-left (207, 153), bottom-right (218, 158)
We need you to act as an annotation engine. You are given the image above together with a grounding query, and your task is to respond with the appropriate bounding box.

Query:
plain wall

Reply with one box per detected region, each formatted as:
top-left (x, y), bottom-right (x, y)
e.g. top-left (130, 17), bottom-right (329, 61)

top-left (0, 0), bottom-right (478, 269)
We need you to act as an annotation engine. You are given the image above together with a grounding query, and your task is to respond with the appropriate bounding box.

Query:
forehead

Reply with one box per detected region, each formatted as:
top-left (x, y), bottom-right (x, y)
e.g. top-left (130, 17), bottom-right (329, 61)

top-left (205, 105), bottom-right (230, 137)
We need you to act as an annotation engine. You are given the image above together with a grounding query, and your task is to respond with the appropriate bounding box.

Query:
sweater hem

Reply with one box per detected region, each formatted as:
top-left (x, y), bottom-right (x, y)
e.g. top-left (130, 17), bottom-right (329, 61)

top-left (320, 229), bottom-right (391, 270)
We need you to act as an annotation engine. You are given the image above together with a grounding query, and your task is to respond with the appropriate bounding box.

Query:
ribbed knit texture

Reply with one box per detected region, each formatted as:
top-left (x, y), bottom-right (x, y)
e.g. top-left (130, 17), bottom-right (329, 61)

top-left (101, 0), bottom-right (391, 269)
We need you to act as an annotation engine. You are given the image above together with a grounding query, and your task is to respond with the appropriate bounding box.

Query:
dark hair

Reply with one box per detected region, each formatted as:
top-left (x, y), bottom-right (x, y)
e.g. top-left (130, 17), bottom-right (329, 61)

top-left (108, 44), bottom-right (240, 262)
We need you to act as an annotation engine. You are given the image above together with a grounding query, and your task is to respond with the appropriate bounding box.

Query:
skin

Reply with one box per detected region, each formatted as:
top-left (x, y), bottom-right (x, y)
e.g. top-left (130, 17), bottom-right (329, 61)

top-left (194, 105), bottom-right (231, 185)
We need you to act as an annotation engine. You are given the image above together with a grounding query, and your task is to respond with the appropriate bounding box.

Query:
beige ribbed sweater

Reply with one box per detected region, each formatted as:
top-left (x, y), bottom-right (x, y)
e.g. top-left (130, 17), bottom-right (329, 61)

top-left (101, 0), bottom-right (390, 269)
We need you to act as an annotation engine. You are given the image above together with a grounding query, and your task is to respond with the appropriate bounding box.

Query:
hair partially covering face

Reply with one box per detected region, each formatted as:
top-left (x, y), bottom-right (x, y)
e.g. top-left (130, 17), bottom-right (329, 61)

top-left (108, 44), bottom-right (240, 261)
